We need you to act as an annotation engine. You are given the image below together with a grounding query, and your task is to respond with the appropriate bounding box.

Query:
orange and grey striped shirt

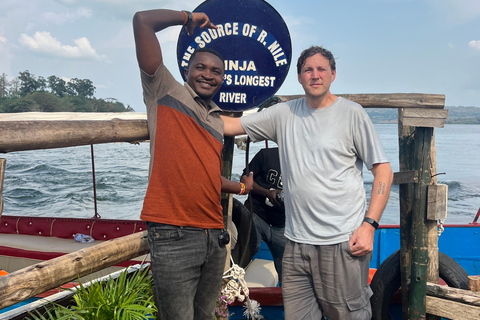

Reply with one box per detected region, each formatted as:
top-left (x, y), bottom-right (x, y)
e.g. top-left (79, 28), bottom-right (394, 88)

top-left (140, 64), bottom-right (224, 229)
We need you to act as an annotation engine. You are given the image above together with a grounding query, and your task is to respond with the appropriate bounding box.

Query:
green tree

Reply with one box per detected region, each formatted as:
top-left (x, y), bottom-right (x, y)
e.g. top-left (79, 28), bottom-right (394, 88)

top-left (8, 78), bottom-right (20, 97)
top-left (5, 97), bottom-right (40, 112)
top-left (30, 92), bottom-right (73, 112)
top-left (18, 70), bottom-right (40, 96)
top-left (0, 73), bottom-right (8, 98)
top-left (67, 78), bottom-right (95, 98)
top-left (37, 76), bottom-right (47, 92)
top-left (47, 75), bottom-right (68, 97)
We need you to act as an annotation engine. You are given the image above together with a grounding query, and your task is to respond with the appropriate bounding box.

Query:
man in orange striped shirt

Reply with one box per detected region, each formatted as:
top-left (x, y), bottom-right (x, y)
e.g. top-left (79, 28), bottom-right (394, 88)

top-left (133, 8), bottom-right (253, 320)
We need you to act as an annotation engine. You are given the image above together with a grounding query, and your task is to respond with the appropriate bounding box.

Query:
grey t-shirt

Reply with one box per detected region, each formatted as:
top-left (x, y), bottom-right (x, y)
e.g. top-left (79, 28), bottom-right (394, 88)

top-left (241, 97), bottom-right (389, 245)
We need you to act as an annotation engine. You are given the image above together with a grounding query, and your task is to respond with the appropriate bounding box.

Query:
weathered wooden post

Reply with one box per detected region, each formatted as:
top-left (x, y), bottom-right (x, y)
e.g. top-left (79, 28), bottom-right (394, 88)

top-left (398, 106), bottom-right (448, 319)
top-left (0, 158), bottom-right (5, 218)
top-left (398, 109), bottom-right (416, 319)
top-left (409, 126), bottom-right (433, 319)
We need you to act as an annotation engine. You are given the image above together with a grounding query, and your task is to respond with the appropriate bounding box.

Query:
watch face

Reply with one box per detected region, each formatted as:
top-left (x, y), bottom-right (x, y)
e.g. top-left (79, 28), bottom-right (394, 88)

top-left (177, 0), bottom-right (292, 112)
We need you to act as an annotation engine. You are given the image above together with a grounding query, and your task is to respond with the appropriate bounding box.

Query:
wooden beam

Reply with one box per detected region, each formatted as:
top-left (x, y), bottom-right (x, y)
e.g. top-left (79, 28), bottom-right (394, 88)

top-left (393, 170), bottom-right (418, 184)
top-left (426, 296), bottom-right (480, 319)
top-left (0, 119), bottom-right (149, 153)
top-left (0, 230), bottom-right (149, 310)
top-left (426, 283), bottom-right (480, 306)
top-left (276, 93), bottom-right (445, 109)
top-left (402, 108), bottom-right (448, 128)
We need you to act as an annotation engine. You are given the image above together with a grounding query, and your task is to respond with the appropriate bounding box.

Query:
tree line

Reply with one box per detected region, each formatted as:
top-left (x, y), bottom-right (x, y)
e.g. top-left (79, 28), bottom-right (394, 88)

top-left (0, 71), bottom-right (134, 113)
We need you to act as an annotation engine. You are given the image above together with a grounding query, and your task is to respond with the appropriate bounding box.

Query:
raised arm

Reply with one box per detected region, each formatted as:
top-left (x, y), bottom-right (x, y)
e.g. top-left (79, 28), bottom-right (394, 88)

top-left (133, 9), bottom-right (217, 75)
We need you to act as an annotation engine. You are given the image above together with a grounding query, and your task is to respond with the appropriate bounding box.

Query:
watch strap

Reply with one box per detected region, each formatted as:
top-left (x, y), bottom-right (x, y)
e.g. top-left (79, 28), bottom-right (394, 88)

top-left (363, 217), bottom-right (379, 230)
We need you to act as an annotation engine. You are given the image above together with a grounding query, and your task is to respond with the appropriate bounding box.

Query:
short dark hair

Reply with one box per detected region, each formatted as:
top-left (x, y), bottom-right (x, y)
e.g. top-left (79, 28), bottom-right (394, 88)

top-left (188, 47), bottom-right (224, 68)
top-left (297, 46), bottom-right (336, 74)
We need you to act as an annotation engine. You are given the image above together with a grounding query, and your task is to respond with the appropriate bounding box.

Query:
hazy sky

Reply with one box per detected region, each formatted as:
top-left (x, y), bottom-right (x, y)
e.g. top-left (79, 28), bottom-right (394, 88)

top-left (1, 0), bottom-right (479, 112)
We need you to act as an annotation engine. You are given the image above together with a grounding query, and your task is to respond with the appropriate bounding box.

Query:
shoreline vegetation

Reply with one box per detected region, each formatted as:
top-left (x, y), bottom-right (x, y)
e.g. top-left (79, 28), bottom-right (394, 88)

top-left (365, 106), bottom-right (480, 124)
top-left (1, 71), bottom-right (478, 123)
top-left (0, 70), bottom-right (133, 113)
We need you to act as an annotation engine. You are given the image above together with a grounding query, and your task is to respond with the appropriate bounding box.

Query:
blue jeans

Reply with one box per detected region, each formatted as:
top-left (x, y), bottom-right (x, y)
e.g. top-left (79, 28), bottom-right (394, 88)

top-left (253, 213), bottom-right (288, 283)
top-left (146, 222), bottom-right (227, 320)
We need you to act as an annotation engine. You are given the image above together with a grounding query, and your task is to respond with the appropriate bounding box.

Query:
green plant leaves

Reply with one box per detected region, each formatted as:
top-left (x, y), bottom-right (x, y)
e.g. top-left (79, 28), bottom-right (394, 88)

top-left (27, 266), bottom-right (157, 320)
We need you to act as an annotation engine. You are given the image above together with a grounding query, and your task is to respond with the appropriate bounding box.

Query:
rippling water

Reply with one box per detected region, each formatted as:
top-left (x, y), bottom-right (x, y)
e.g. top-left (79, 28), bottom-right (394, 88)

top-left (2, 124), bottom-right (479, 224)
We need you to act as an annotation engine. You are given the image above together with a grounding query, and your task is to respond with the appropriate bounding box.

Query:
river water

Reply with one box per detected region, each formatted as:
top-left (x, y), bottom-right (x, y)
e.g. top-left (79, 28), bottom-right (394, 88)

top-left (2, 124), bottom-right (479, 225)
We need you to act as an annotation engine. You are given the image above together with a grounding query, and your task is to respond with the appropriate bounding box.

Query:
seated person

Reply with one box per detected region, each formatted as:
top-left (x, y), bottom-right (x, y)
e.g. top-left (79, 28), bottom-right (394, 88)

top-left (242, 147), bottom-right (287, 283)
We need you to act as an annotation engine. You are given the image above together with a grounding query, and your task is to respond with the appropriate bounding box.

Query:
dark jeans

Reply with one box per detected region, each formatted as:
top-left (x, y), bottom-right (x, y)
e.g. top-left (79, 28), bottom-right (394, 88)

top-left (253, 213), bottom-right (288, 283)
top-left (146, 222), bottom-right (227, 320)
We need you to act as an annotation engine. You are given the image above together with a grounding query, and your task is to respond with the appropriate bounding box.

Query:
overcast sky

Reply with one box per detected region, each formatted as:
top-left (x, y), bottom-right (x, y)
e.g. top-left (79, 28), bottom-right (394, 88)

top-left (1, 0), bottom-right (479, 112)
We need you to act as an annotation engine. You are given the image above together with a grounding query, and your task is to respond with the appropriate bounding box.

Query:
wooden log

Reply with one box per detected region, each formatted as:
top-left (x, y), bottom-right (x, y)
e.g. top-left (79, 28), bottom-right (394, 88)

top-left (469, 276), bottom-right (480, 292)
top-left (402, 108), bottom-right (448, 128)
top-left (426, 283), bottom-right (480, 306)
top-left (276, 93), bottom-right (445, 109)
top-left (0, 158), bottom-right (5, 218)
top-left (0, 230), bottom-right (149, 310)
top-left (0, 118), bottom-right (149, 153)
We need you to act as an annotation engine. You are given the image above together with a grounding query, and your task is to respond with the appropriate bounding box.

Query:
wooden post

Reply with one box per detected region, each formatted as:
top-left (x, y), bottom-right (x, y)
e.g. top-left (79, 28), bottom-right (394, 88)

top-left (221, 135), bottom-right (235, 228)
top-left (426, 131), bottom-right (441, 320)
top-left (398, 109), bottom-right (415, 319)
top-left (0, 230), bottom-right (149, 310)
top-left (0, 158), bottom-right (5, 218)
top-left (468, 276), bottom-right (480, 292)
top-left (409, 126), bottom-right (434, 320)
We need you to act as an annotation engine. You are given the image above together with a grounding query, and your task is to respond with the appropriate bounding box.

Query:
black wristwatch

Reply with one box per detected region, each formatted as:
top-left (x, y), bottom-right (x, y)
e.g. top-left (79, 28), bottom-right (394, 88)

top-left (363, 217), bottom-right (379, 230)
top-left (184, 10), bottom-right (192, 26)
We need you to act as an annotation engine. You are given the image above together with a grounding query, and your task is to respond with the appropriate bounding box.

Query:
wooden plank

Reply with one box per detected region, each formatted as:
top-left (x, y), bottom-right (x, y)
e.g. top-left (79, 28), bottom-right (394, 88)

top-left (276, 93), bottom-right (445, 109)
top-left (0, 230), bottom-right (149, 309)
top-left (0, 119), bottom-right (149, 153)
top-left (427, 184), bottom-right (448, 221)
top-left (402, 108), bottom-right (448, 128)
top-left (393, 170), bottom-right (418, 184)
top-left (426, 283), bottom-right (480, 306)
top-left (0, 158), bottom-right (5, 218)
top-left (426, 296), bottom-right (480, 319)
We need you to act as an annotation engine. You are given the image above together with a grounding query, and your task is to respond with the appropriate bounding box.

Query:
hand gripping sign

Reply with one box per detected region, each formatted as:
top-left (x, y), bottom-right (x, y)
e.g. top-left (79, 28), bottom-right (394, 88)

top-left (177, 0), bottom-right (292, 112)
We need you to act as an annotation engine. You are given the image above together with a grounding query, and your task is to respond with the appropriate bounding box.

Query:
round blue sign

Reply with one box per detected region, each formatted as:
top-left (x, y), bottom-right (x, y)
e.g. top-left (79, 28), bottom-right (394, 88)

top-left (177, 0), bottom-right (291, 112)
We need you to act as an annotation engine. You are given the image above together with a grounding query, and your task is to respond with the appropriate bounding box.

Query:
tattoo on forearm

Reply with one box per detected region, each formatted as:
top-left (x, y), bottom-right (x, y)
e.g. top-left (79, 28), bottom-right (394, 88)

top-left (377, 182), bottom-right (386, 195)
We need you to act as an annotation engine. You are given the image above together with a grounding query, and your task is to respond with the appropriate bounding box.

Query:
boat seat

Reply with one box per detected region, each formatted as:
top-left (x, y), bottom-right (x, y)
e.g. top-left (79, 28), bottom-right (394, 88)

top-left (244, 258), bottom-right (278, 287)
top-left (0, 233), bottom-right (149, 282)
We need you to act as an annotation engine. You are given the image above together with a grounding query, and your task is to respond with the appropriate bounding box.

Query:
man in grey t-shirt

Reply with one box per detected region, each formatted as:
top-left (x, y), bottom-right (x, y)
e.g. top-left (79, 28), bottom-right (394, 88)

top-left (223, 46), bottom-right (393, 320)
